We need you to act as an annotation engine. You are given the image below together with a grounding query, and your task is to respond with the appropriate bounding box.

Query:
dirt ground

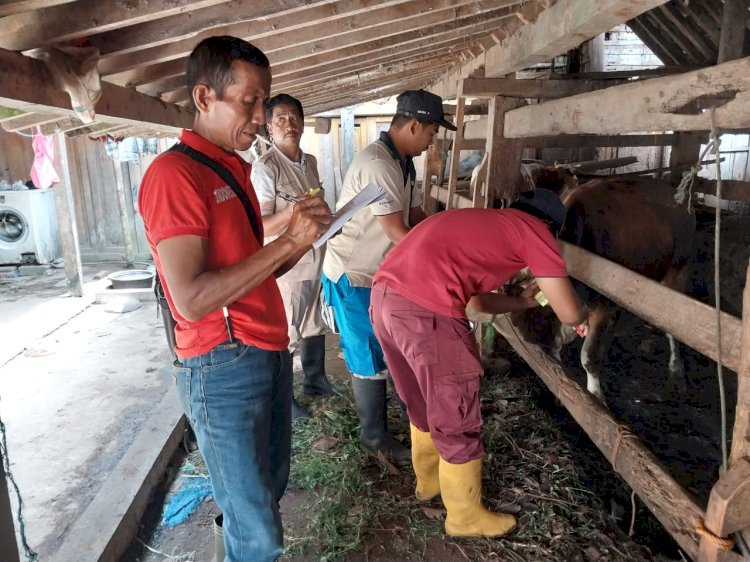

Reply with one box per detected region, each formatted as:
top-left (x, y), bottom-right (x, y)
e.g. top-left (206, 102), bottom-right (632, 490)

top-left (0, 263), bottom-right (173, 559)
top-left (122, 330), bottom-right (692, 562)
top-left (119, 214), bottom-right (750, 562)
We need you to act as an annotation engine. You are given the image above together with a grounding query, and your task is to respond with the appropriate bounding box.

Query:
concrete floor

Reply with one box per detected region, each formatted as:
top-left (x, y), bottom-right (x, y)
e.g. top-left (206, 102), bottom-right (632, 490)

top-left (0, 264), bottom-right (173, 560)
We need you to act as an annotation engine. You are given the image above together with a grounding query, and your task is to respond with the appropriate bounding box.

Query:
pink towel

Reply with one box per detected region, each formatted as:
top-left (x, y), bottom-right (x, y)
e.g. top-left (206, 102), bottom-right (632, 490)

top-left (30, 127), bottom-right (60, 189)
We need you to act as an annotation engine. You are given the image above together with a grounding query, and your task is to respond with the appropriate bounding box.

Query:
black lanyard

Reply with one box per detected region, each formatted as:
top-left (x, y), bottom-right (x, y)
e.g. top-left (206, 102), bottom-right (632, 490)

top-left (168, 142), bottom-right (263, 342)
top-left (168, 143), bottom-right (262, 244)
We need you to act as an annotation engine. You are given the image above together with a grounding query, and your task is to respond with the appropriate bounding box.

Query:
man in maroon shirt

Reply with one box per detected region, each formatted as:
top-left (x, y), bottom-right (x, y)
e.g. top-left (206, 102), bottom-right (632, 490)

top-left (371, 189), bottom-right (589, 538)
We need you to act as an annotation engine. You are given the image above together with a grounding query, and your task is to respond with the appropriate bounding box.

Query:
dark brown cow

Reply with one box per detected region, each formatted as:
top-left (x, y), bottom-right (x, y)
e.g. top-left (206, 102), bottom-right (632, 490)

top-left (511, 176), bottom-right (695, 404)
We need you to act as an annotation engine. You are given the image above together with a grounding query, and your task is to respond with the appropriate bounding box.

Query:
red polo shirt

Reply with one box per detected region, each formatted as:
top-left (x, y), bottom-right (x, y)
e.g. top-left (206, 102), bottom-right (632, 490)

top-left (139, 130), bottom-right (289, 359)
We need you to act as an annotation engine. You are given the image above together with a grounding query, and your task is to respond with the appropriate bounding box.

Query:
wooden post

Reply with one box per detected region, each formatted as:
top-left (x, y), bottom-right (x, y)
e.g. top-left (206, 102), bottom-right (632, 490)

top-left (730, 263), bottom-right (750, 466)
top-left (698, 459), bottom-right (750, 562)
top-left (113, 160), bottom-right (137, 267)
top-left (421, 140), bottom-right (442, 215)
top-left (445, 97), bottom-right (465, 210)
top-left (492, 314), bottom-right (712, 560)
top-left (319, 131), bottom-right (337, 208)
top-left (340, 107), bottom-right (355, 177)
top-left (718, 0), bottom-right (747, 64)
top-left (53, 132), bottom-right (84, 297)
top-left (0, 450), bottom-right (20, 562)
top-left (486, 96), bottom-right (523, 207)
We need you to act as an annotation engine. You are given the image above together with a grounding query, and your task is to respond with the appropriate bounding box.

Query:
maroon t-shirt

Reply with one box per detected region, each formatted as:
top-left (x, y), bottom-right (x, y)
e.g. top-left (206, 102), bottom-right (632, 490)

top-left (373, 208), bottom-right (569, 318)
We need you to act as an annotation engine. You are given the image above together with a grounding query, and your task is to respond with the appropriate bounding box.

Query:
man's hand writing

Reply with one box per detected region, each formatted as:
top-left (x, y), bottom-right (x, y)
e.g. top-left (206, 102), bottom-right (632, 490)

top-left (280, 196), bottom-right (332, 248)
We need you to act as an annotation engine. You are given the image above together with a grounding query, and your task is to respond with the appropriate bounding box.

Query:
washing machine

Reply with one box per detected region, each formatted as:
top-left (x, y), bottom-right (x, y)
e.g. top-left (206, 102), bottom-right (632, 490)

top-left (0, 190), bottom-right (62, 265)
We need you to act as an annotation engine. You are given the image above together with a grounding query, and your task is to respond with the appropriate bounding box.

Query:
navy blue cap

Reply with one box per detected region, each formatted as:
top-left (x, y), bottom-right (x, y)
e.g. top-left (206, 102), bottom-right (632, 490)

top-left (510, 189), bottom-right (566, 234)
top-left (396, 89), bottom-right (457, 131)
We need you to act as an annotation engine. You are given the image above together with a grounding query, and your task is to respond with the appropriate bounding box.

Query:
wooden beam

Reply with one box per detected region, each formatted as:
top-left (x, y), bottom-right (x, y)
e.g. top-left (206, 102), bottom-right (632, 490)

top-left (445, 97), bottom-right (465, 210)
top-left (429, 0), bottom-right (669, 99)
top-left (699, 459), bottom-right (750, 562)
top-left (52, 133), bottom-right (84, 297)
top-left (90, 0), bottom-right (394, 59)
top-left (521, 133), bottom-right (685, 149)
top-left (654, 5), bottom-right (713, 64)
top-left (459, 77), bottom-right (626, 99)
top-left (730, 264), bottom-right (750, 466)
top-left (656, 5), bottom-right (715, 63)
top-left (430, 184), bottom-right (474, 208)
top-left (0, 48), bottom-right (192, 132)
top-left (718, 0), bottom-right (747, 64)
top-left (340, 107), bottom-right (355, 177)
top-left (560, 242), bottom-right (742, 374)
top-left (0, 450), bottom-right (19, 562)
top-left (95, 0), bottom-right (417, 72)
top-left (504, 57), bottom-right (750, 138)
top-left (160, 47), bottom-right (462, 104)
top-left (627, 16), bottom-right (682, 67)
top-left (486, 96), bottom-right (523, 204)
top-left (556, 67), bottom-right (703, 80)
top-left (302, 70), bottom-right (452, 114)
top-left (293, 65), bottom-right (455, 111)
top-left (99, 0), bottom-right (521, 76)
top-left (113, 162), bottom-right (138, 268)
top-left (0, 0), bottom-right (74, 18)
top-left (111, 6), bottom-right (516, 88)
top-left (492, 314), bottom-right (715, 562)
top-left (0, 0), bottom-right (230, 51)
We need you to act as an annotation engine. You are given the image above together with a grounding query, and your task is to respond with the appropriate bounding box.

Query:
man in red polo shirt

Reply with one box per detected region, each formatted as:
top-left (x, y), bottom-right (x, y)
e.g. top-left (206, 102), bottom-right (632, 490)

top-left (138, 36), bottom-right (331, 562)
top-left (371, 189), bottom-right (588, 540)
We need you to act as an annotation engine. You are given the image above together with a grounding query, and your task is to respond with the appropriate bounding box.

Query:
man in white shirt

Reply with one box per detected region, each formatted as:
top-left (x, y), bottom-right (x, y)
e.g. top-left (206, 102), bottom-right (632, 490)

top-left (252, 94), bottom-right (344, 419)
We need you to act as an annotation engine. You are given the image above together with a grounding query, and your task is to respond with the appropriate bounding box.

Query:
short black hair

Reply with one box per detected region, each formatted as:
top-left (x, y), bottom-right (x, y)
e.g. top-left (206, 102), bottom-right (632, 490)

top-left (390, 114), bottom-right (431, 129)
top-left (186, 36), bottom-right (270, 113)
top-left (265, 93), bottom-right (304, 123)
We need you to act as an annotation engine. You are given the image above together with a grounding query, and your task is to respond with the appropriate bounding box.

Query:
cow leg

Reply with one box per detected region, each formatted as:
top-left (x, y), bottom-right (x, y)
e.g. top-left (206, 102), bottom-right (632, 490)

top-left (660, 268), bottom-right (688, 395)
top-left (551, 325), bottom-right (577, 361)
top-left (665, 332), bottom-right (685, 393)
top-left (580, 304), bottom-right (611, 405)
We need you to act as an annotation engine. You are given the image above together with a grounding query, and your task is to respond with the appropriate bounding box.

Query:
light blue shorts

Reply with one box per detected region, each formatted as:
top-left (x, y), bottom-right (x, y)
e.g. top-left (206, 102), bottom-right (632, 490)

top-left (321, 273), bottom-right (386, 377)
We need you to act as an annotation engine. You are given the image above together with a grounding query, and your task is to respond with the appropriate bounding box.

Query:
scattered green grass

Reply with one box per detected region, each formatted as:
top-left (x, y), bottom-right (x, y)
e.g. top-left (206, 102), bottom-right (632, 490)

top-left (281, 348), bottom-right (661, 561)
top-left (260, 330), bottom-right (667, 560)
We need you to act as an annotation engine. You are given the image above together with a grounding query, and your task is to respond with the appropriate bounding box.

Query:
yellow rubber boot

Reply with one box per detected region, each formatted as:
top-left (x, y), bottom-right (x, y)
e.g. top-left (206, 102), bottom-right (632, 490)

top-left (410, 424), bottom-right (440, 501)
top-left (439, 457), bottom-right (517, 537)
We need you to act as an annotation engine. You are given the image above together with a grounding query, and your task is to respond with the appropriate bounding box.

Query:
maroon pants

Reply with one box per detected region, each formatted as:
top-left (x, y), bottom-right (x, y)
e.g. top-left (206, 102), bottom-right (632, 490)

top-left (370, 282), bottom-right (484, 463)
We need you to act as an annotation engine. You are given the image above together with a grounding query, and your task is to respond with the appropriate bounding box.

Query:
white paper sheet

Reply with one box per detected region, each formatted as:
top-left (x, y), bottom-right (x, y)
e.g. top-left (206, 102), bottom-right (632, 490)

top-left (313, 183), bottom-right (387, 248)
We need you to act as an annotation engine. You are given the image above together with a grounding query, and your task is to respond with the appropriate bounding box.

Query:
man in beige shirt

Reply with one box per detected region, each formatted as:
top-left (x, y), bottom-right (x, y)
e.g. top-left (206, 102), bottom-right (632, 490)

top-left (252, 93), bottom-right (344, 420)
top-left (322, 90), bottom-right (456, 466)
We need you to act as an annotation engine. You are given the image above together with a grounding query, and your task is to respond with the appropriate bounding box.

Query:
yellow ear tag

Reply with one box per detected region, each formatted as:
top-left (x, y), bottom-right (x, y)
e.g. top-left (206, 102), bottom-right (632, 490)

top-left (308, 187), bottom-right (321, 197)
top-left (534, 291), bottom-right (549, 307)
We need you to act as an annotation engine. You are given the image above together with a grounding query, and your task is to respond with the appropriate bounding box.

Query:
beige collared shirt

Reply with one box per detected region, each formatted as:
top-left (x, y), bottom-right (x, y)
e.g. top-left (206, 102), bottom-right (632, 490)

top-left (322, 138), bottom-right (423, 287)
top-left (251, 145), bottom-right (324, 283)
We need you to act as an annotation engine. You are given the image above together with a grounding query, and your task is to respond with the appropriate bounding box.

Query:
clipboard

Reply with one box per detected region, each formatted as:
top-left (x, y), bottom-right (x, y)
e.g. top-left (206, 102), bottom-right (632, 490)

top-left (313, 183), bottom-right (387, 248)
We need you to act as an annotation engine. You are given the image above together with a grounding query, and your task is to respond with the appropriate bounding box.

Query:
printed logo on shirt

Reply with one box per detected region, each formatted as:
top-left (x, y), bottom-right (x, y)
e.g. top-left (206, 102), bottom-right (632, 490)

top-left (214, 185), bottom-right (237, 204)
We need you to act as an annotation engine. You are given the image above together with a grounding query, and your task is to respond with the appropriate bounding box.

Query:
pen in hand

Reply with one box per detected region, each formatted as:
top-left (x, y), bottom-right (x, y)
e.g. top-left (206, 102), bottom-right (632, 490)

top-left (277, 187), bottom-right (321, 204)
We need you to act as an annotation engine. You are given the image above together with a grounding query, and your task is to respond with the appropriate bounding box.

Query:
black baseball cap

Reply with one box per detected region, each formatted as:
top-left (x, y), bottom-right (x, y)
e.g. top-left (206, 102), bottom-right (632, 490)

top-left (510, 189), bottom-right (567, 235)
top-left (396, 89), bottom-right (457, 131)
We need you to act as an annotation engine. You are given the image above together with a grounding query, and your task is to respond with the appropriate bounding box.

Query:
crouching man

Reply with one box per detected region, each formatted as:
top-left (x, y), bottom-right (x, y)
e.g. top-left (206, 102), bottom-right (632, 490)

top-left (370, 189), bottom-right (588, 538)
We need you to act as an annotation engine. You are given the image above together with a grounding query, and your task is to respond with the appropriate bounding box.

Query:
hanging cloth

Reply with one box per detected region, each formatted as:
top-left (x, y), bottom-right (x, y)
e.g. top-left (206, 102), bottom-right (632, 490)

top-left (30, 126), bottom-right (60, 189)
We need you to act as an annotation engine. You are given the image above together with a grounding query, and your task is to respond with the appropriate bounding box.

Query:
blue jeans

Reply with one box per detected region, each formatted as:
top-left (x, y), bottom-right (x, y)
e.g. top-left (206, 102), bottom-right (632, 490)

top-left (174, 341), bottom-right (292, 562)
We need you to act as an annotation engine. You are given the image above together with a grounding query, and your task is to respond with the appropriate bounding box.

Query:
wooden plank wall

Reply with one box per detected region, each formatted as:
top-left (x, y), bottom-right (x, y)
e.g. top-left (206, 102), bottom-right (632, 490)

top-left (0, 130), bottom-right (35, 183)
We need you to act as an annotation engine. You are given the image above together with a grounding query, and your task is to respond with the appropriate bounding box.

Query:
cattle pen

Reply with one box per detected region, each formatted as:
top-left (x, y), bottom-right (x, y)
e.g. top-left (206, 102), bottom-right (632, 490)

top-left (420, 3), bottom-right (750, 562)
top-left (1, 1), bottom-right (750, 561)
